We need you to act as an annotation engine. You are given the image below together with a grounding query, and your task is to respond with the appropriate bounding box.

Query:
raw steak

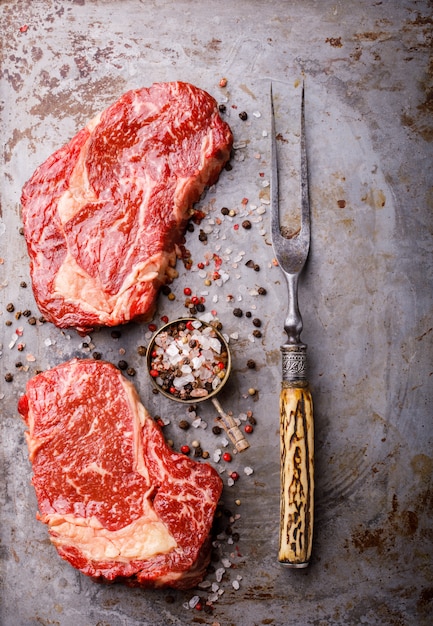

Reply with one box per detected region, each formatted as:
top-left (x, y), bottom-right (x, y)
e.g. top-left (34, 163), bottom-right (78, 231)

top-left (18, 358), bottom-right (223, 589)
top-left (21, 82), bottom-right (233, 334)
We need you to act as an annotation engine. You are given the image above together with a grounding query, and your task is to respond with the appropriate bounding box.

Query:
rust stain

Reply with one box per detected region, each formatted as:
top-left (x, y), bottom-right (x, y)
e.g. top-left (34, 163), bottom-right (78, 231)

top-left (350, 493), bottom-right (420, 556)
top-left (326, 37), bottom-right (343, 48)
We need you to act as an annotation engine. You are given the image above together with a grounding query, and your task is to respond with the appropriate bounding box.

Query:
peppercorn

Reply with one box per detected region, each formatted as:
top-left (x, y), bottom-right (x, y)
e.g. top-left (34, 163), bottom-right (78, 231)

top-left (111, 330), bottom-right (121, 339)
top-left (212, 425), bottom-right (222, 435)
top-left (247, 359), bottom-right (256, 369)
top-left (5, 320), bottom-right (12, 326)
top-left (233, 308), bottom-right (243, 318)
top-left (221, 207), bottom-right (229, 215)
top-left (245, 311), bottom-right (252, 318)
top-left (239, 111), bottom-right (248, 120)
top-left (252, 318), bottom-right (262, 327)
top-left (258, 286), bottom-right (267, 295)
top-left (196, 303), bottom-right (205, 312)
top-left (253, 329), bottom-right (262, 338)
top-left (118, 360), bottom-right (128, 370)
top-left (219, 103), bottom-right (227, 113)
top-left (161, 285), bottom-right (171, 296)
top-left (92, 351), bottom-right (102, 360)
top-left (127, 367), bottom-right (136, 377)
top-left (6, 303), bottom-right (14, 312)
top-left (202, 450), bottom-right (210, 459)
top-left (248, 387), bottom-right (257, 396)
top-left (222, 452), bottom-right (232, 462)
top-left (242, 219), bottom-right (252, 229)
top-left (244, 424), bottom-right (254, 434)
top-left (179, 420), bottom-right (190, 430)
top-left (137, 345), bottom-right (147, 356)
top-left (15, 311), bottom-right (22, 319)
top-left (180, 445), bottom-right (190, 455)
top-left (4, 373), bottom-right (13, 382)
top-left (254, 263), bottom-right (260, 271)
top-left (194, 447), bottom-right (203, 458)
top-left (28, 317), bottom-right (36, 326)
top-left (186, 222), bottom-right (194, 232)
top-left (15, 361), bottom-right (23, 368)
top-left (247, 413), bottom-right (257, 425)
top-left (198, 229), bottom-right (208, 243)
top-left (245, 260), bottom-right (255, 269)
top-left (23, 309), bottom-right (31, 317)
top-left (20, 281), bottom-right (27, 288)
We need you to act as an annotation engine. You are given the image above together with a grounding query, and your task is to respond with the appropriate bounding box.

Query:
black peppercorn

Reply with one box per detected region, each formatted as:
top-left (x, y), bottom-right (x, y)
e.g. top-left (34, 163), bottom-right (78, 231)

top-left (247, 359), bottom-right (256, 369)
top-left (258, 286), bottom-right (267, 295)
top-left (253, 329), bottom-right (262, 338)
top-left (233, 308), bottom-right (243, 317)
top-left (127, 367), bottom-right (136, 377)
top-left (242, 220), bottom-right (252, 229)
top-left (4, 373), bottom-right (13, 382)
top-left (252, 318), bottom-right (262, 327)
top-left (111, 330), bottom-right (121, 339)
top-left (219, 103), bottom-right (226, 113)
top-left (6, 303), bottom-right (14, 312)
top-left (221, 207), bottom-right (229, 215)
top-left (118, 360), bottom-right (128, 370)
top-left (212, 425), bottom-right (222, 435)
top-left (179, 420), bottom-right (190, 430)
top-left (239, 111), bottom-right (248, 120)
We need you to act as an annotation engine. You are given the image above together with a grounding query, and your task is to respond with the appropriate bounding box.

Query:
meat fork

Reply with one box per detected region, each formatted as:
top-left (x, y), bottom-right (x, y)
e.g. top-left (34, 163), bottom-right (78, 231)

top-left (270, 83), bottom-right (314, 568)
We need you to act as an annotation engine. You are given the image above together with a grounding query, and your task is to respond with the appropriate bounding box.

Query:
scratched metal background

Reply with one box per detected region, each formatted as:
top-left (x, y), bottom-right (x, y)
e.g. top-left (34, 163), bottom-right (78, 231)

top-left (1, 1), bottom-right (432, 625)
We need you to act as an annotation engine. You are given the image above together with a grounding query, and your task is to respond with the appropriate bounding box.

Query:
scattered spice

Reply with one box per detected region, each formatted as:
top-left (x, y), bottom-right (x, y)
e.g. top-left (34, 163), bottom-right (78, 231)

top-left (117, 360), bottom-right (128, 370)
top-left (252, 318), bottom-right (262, 328)
top-left (239, 111), bottom-right (248, 121)
top-left (257, 286), bottom-right (267, 295)
top-left (233, 308), bottom-right (243, 318)
top-left (179, 420), bottom-right (190, 430)
top-left (6, 303), bottom-right (14, 312)
top-left (137, 345), bottom-right (147, 356)
top-left (241, 220), bottom-right (251, 229)
top-left (246, 359), bottom-right (256, 369)
top-left (4, 373), bottom-right (13, 382)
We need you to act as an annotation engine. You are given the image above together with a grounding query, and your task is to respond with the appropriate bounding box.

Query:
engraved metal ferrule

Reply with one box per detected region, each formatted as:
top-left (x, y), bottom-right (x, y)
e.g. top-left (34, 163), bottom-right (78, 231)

top-left (281, 344), bottom-right (307, 382)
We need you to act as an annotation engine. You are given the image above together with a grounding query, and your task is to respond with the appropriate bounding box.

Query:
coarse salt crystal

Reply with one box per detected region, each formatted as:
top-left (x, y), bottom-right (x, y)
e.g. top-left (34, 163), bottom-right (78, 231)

top-left (221, 558), bottom-right (231, 568)
top-left (244, 466), bottom-right (254, 475)
top-left (232, 580), bottom-right (240, 590)
top-left (253, 110), bottom-right (261, 118)
top-left (215, 568), bottom-right (225, 583)
top-left (188, 595), bottom-right (200, 608)
top-left (229, 332), bottom-right (239, 340)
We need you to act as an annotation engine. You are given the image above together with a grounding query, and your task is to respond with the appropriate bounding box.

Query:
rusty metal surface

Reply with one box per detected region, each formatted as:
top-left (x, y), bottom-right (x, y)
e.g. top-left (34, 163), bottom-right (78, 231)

top-left (1, 1), bottom-right (432, 624)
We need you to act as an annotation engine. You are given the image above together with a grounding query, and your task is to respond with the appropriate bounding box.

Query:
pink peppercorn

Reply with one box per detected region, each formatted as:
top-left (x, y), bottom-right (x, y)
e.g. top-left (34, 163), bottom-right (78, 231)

top-left (222, 452), bottom-right (232, 462)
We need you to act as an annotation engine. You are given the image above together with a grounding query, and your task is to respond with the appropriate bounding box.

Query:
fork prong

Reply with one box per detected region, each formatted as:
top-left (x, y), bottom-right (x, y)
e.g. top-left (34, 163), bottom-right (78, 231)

top-left (270, 81), bottom-right (310, 275)
top-left (300, 82), bottom-right (310, 246)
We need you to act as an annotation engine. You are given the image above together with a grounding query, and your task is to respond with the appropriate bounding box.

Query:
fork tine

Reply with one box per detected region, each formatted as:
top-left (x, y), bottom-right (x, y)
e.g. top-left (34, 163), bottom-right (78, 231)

top-left (270, 82), bottom-right (310, 274)
top-left (300, 82), bottom-right (310, 246)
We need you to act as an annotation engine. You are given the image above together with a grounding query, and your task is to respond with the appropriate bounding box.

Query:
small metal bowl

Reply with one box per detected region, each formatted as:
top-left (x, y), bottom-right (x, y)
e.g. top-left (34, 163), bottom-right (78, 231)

top-left (146, 317), bottom-right (249, 452)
